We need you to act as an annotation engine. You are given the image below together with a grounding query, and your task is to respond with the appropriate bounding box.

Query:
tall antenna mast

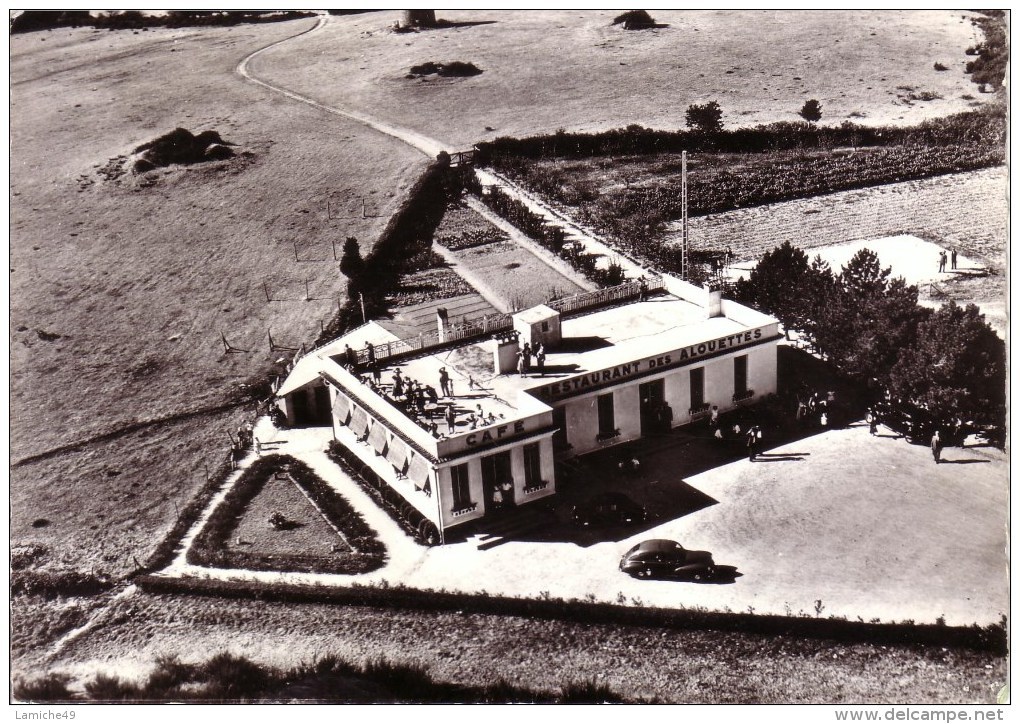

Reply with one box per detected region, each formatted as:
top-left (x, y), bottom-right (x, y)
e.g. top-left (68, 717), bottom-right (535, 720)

top-left (681, 150), bottom-right (689, 281)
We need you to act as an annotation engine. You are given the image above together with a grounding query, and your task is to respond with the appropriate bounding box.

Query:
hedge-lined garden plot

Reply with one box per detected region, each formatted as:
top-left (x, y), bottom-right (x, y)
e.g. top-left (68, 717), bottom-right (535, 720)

top-left (434, 202), bottom-right (509, 251)
top-left (188, 455), bottom-right (386, 575)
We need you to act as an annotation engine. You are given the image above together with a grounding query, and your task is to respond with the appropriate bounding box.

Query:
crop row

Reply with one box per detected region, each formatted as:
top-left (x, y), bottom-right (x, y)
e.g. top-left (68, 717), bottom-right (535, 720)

top-left (605, 144), bottom-right (1004, 221)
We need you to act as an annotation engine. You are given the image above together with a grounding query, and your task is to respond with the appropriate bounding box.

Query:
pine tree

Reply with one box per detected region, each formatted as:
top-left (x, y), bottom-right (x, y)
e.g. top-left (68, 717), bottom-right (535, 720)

top-left (735, 241), bottom-right (811, 338)
top-left (799, 99), bottom-right (823, 123)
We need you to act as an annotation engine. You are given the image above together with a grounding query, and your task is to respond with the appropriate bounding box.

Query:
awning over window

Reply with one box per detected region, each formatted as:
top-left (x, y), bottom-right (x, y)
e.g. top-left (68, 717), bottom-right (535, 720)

top-left (350, 406), bottom-right (369, 437)
top-left (332, 393), bottom-right (352, 425)
top-left (407, 452), bottom-right (431, 490)
top-left (368, 421), bottom-right (388, 455)
top-left (385, 435), bottom-right (408, 472)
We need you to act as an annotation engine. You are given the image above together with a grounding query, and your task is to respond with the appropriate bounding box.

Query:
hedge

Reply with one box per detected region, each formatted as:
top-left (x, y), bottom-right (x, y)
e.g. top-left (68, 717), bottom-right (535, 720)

top-left (187, 454), bottom-right (386, 575)
top-left (134, 573), bottom-right (1006, 654)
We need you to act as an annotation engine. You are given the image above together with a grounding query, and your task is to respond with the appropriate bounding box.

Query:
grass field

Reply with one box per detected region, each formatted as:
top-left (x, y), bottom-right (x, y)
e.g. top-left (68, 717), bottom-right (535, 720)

top-left (23, 590), bottom-right (1005, 704)
top-left (253, 10), bottom-right (989, 147)
top-left (8, 10), bottom-right (1008, 703)
top-left (10, 18), bottom-right (424, 579)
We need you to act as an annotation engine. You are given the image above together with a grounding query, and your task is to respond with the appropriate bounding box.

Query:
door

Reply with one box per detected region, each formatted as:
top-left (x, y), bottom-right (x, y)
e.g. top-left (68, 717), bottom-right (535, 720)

top-left (313, 385), bottom-right (332, 425)
top-left (639, 379), bottom-right (666, 436)
top-left (292, 388), bottom-right (311, 426)
top-left (481, 451), bottom-right (514, 512)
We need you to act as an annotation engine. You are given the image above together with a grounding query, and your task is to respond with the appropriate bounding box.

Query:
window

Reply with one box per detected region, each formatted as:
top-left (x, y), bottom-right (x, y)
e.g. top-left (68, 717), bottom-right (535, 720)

top-left (541, 321), bottom-right (549, 332)
top-left (690, 367), bottom-right (705, 410)
top-left (552, 406), bottom-right (568, 449)
top-left (597, 393), bottom-right (615, 436)
top-left (523, 443), bottom-right (542, 487)
top-left (450, 463), bottom-right (471, 510)
top-left (734, 355), bottom-right (748, 396)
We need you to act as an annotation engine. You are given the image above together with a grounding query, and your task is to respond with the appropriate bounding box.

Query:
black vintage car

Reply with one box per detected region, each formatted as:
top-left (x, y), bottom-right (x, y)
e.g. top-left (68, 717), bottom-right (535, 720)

top-left (619, 539), bottom-right (717, 580)
top-left (874, 401), bottom-right (965, 445)
top-left (572, 492), bottom-right (647, 528)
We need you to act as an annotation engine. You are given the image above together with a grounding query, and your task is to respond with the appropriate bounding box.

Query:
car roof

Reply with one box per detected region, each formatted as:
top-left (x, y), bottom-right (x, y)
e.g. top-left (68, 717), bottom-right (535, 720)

top-left (634, 539), bottom-right (683, 553)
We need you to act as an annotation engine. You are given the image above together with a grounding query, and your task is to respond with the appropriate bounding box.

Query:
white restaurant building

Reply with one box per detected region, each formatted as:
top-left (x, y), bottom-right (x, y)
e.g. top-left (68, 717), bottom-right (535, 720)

top-left (275, 275), bottom-right (781, 541)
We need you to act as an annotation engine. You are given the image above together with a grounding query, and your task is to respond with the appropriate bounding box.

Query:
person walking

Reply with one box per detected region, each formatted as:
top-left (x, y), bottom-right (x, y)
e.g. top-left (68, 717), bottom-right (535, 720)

top-left (931, 429), bottom-right (943, 464)
top-left (951, 248), bottom-right (958, 271)
top-left (938, 250), bottom-right (947, 273)
top-left (867, 407), bottom-right (879, 436)
top-left (366, 341), bottom-right (376, 365)
top-left (517, 349), bottom-right (527, 377)
top-left (535, 343), bottom-right (546, 375)
top-left (445, 404), bottom-right (457, 434)
top-left (522, 343), bottom-right (532, 373)
top-left (439, 367), bottom-right (450, 397)
top-left (746, 425), bottom-right (760, 461)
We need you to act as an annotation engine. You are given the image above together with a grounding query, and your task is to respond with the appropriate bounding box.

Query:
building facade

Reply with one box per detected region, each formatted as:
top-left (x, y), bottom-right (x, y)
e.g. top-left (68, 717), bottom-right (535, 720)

top-left (276, 275), bottom-right (781, 540)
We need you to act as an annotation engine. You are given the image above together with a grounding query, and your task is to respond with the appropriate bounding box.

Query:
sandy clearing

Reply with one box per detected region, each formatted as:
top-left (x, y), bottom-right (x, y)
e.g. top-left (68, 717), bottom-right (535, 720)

top-left (728, 234), bottom-right (987, 287)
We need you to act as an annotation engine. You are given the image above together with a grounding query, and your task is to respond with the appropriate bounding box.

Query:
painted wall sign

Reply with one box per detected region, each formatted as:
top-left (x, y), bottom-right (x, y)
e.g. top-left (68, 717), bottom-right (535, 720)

top-left (536, 327), bottom-right (766, 401)
top-left (465, 420), bottom-right (526, 446)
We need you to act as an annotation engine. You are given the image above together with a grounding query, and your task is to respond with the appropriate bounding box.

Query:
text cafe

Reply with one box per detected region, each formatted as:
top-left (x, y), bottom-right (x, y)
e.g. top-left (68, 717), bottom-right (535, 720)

top-left (528, 325), bottom-right (779, 457)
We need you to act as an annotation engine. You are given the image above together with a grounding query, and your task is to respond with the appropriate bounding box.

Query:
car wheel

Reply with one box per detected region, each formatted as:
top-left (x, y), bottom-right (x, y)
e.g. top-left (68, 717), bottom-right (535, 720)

top-left (636, 568), bottom-right (652, 579)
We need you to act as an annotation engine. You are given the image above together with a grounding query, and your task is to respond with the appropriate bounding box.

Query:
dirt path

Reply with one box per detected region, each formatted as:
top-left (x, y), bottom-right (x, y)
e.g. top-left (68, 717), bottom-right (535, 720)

top-left (236, 15), bottom-right (447, 158)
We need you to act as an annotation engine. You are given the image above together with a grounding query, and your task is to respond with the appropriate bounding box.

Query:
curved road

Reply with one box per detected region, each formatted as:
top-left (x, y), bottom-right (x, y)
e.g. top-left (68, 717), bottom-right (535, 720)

top-left (236, 15), bottom-right (447, 158)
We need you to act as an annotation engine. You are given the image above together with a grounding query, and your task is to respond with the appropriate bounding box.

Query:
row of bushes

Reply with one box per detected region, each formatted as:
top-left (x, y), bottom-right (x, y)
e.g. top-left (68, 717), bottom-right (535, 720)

top-left (479, 186), bottom-right (625, 287)
top-left (134, 572), bottom-right (1006, 654)
top-left (474, 106), bottom-right (1006, 163)
top-left (187, 454), bottom-right (386, 575)
top-left (14, 651), bottom-right (624, 703)
top-left (11, 570), bottom-right (115, 600)
top-left (327, 440), bottom-right (440, 546)
top-left (319, 160), bottom-right (476, 346)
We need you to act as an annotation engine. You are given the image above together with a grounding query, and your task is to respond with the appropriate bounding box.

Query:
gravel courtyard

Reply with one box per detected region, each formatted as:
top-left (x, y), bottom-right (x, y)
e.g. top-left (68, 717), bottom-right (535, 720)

top-left (166, 410), bottom-right (1007, 629)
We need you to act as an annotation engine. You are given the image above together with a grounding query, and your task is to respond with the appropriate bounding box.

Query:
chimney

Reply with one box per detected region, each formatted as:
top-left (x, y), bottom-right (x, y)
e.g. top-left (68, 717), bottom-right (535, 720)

top-left (436, 307), bottom-right (449, 342)
top-left (706, 289), bottom-right (723, 318)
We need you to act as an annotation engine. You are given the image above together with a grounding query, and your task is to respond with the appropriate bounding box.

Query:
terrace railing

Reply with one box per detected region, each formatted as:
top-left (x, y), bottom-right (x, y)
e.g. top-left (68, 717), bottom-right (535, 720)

top-left (349, 274), bottom-right (664, 367)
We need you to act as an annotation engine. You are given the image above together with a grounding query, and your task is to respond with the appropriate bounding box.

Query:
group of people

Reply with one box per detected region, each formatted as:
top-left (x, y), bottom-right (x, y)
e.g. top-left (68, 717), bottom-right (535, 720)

top-left (937, 248), bottom-right (959, 274)
top-left (517, 342), bottom-right (546, 377)
top-left (795, 390), bottom-right (834, 429)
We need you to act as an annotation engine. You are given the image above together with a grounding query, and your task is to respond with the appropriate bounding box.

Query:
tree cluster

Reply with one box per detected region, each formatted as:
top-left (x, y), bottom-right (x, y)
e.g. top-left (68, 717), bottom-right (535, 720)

top-left (735, 242), bottom-right (1004, 427)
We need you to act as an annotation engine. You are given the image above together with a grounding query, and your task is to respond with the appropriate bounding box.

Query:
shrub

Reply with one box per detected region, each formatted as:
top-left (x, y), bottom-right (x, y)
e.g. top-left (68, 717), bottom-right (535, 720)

top-left (934, 62), bottom-right (949, 71)
top-left (799, 99), bottom-right (823, 123)
top-left (408, 61), bottom-right (482, 78)
top-left (559, 678), bottom-right (625, 703)
top-left (85, 673), bottom-right (140, 701)
top-left (612, 10), bottom-right (656, 30)
top-left (13, 673), bottom-right (75, 702)
top-left (685, 101), bottom-right (724, 134)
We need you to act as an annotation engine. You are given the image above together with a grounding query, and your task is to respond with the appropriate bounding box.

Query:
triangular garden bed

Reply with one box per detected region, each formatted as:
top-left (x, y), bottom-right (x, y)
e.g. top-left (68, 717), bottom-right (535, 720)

top-left (188, 455), bottom-right (386, 575)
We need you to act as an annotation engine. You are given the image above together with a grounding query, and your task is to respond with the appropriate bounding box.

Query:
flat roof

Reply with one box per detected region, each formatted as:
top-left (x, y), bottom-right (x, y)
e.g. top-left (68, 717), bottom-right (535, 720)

top-left (343, 293), bottom-right (745, 423)
top-left (284, 289), bottom-right (779, 441)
